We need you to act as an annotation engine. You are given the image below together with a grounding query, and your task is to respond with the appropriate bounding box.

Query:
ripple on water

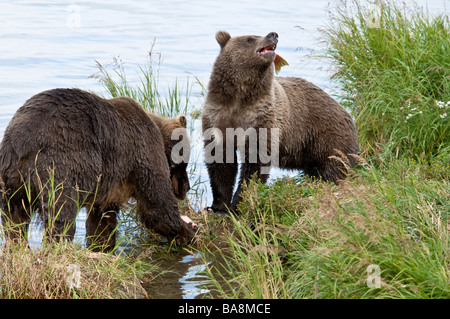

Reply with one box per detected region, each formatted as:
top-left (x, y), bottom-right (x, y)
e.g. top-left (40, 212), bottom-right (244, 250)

top-left (179, 253), bottom-right (212, 299)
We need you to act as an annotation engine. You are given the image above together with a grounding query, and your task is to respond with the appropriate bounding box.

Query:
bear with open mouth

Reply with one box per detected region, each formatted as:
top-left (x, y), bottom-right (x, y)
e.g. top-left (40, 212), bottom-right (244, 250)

top-left (202, 31), bottom-right (360, 214)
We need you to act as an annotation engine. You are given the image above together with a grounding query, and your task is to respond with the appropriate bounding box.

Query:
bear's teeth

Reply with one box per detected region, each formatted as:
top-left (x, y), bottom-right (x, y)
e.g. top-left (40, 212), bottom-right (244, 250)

top-left (258, 45), bottom-right (276, 54)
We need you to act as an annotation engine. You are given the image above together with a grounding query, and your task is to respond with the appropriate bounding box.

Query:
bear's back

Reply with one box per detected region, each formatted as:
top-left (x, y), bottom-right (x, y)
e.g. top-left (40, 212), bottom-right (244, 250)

top-left (0, 88), bottom-right (120, 164)
top-left (275, 76), bottom-right (359, 164)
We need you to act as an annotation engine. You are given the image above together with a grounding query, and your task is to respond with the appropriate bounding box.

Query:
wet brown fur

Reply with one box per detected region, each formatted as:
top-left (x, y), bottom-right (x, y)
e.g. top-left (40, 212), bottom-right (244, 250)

top-left (202, 31), bottom-right (359, 213)
top-left (0, 88), bottom-right (194, 251)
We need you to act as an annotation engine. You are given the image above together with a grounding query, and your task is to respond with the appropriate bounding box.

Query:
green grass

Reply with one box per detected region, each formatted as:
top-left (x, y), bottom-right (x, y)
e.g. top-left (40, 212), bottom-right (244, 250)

top-left (321, 0), bottom-right (449, 161)
top-left (205, 161), bottom-right (449, 299)
top-left (287, 162), bottom-right (449, 298)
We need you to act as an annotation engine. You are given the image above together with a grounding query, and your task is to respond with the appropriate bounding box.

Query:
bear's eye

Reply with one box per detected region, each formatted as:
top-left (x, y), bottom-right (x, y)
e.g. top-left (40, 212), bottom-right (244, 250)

top-left (247, 37), bottom-right (254, 44)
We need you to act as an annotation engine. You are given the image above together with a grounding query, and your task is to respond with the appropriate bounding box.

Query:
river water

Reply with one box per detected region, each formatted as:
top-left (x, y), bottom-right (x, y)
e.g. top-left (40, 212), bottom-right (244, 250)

top-left (0, 0), bottom-right (447, 298)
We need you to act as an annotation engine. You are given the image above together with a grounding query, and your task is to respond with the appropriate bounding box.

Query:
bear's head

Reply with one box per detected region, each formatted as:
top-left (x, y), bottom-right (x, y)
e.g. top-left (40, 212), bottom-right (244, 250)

top-left (147, 113), bottom-right (191, 200)
top-left (216, 30), bottom-right (279, 69)
top-left (208, 31), bottom-right (280, 105)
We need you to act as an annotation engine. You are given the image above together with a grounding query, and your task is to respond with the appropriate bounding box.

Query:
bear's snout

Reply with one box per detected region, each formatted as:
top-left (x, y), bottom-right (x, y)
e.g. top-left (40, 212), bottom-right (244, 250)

top-left (266, 32), bottom-right (279, 43)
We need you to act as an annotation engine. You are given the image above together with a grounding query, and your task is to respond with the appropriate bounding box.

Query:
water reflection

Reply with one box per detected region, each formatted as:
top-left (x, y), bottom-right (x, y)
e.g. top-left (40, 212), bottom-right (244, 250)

top-left (143, 251), bottom-right (214, 299)
top-left (179, 253), bottom-right (212, 299)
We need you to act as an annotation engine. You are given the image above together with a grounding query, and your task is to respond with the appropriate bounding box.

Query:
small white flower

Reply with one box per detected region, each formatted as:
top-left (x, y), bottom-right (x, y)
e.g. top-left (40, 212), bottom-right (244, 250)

top-left (436, 101), bottom-right (445, 109)
top-left (440, 113), bottom-right (447, 119)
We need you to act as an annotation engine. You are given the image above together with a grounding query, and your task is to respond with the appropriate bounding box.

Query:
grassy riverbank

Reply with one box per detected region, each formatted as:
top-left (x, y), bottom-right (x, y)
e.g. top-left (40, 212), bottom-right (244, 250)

top-left (0, 240), bottom-right (154, 298)
top-left (205, 160), bottom-right (449, 298)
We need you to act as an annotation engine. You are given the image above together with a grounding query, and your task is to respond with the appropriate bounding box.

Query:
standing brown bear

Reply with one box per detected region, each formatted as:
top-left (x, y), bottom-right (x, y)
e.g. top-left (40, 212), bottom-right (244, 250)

top-left (202, 31), bottom-right (359, 214)
top-left (0, 88), bottom-right (196, 251)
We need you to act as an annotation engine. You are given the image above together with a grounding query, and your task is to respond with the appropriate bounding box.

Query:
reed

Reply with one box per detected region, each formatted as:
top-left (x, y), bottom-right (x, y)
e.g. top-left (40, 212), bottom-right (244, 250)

top-left (90, 40), bottom-right (193, 121)
top-left (321, 0), bottom-right (449, 161)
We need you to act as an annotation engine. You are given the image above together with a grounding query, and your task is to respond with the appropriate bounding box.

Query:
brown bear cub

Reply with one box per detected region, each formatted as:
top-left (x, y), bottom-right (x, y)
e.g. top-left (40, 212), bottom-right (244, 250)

top-left (0, 88), bottom-right (196, 251)
top-left (202, 31), bottom-right (359, 214)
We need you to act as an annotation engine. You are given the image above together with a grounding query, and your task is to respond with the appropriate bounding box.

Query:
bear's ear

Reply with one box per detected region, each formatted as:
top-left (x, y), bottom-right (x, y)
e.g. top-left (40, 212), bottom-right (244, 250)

top-left (216, 31), bottom-right (231, 49)
top-left (176, 115), bottom-right (187, 128)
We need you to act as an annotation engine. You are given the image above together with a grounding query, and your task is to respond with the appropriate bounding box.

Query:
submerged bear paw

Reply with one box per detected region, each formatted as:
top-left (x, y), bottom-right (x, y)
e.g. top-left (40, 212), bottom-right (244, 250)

top-left (175, 216), bottom-right (199, 246)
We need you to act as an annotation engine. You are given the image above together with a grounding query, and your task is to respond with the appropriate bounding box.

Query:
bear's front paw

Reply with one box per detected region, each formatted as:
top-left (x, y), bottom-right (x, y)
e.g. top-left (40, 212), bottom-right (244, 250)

top-left (176, 216), bottom-right (199, 245)
top-left (181, 215), bottom-right (197, 229)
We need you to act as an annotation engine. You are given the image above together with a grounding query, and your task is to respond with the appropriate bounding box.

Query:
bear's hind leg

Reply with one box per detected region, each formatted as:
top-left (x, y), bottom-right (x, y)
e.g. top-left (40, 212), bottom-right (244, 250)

top-left (85, 203), bottom-right (118, 252)
top-left (303, 161), bottom-right (345, 185)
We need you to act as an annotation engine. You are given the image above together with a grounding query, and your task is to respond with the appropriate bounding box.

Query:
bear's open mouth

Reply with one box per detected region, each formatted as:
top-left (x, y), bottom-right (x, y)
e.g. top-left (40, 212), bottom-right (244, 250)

top-left (257, 45), bottom-right (276, 56)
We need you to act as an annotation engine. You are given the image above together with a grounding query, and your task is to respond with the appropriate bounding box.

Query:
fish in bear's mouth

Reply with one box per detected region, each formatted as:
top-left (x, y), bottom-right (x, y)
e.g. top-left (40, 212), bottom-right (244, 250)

top-left (256, 41), bottom-right (289, 74)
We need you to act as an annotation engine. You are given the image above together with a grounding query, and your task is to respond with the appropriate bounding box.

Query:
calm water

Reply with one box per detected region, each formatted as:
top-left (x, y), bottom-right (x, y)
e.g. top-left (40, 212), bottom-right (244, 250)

top-left (0, 0), bottom-right (447, 298)
top-left (0, 0), bottom-right (348, 135)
